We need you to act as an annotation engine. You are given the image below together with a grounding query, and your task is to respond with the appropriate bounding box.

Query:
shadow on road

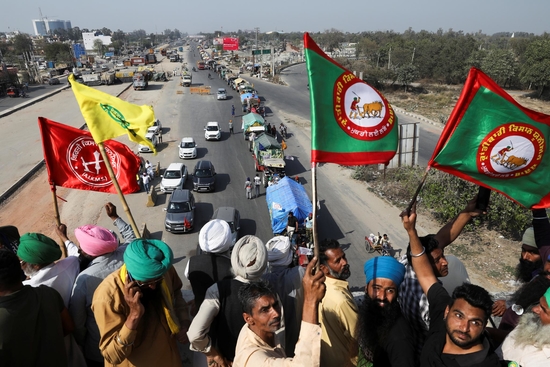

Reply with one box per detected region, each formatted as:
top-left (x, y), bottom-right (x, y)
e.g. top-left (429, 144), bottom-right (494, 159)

top-left (239, 218), bottom-right (258, 237)
top-left (316, 200), bottom-right (345, 240)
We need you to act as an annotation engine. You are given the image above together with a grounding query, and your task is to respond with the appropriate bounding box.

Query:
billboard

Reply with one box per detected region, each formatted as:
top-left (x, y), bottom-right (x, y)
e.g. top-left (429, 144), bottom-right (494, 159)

top-left (223, 37), bottom-right (239, 51)
top-left (213, 37), bottom-right (223, 45)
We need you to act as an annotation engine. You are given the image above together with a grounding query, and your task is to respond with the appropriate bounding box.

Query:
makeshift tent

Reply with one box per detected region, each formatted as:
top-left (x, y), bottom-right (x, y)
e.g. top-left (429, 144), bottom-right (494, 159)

top-left (242, 112), bottom-right (264, 129)
top-left (266, 176), bottom-right (313, 234)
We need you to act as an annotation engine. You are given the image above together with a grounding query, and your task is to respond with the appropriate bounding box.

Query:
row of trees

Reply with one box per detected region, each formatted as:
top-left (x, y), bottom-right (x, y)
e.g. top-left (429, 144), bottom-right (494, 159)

top-left (282, 29), bottom-right (550, 96)
top-left (0, 27), bottom-right (188, 67)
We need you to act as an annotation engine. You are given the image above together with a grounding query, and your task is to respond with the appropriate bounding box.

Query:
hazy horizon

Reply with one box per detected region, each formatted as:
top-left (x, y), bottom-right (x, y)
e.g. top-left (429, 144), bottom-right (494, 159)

top-left (2, 0), bottom-right (548, 37)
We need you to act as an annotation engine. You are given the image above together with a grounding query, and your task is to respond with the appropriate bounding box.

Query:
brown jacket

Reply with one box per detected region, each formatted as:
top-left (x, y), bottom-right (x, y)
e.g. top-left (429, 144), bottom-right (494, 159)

top-left (92, 266), bottom-right (190, 367)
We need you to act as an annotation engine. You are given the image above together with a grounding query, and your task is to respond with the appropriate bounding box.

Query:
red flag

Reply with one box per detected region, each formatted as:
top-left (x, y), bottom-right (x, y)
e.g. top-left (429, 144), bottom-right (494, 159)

top-left (38, 117), bottom-right (141, 194)
top-left (184, 217), bottom-right (191, 229)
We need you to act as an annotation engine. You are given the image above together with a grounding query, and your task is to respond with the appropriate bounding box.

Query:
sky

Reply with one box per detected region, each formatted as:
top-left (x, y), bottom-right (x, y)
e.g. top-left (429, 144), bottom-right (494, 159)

top-left (2, 0), bottom-right (550, 37)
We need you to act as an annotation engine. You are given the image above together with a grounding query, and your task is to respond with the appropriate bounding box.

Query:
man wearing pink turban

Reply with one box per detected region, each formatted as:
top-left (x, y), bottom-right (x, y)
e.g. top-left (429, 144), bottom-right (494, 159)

top-left (59, 202), bottom-right (137, 367)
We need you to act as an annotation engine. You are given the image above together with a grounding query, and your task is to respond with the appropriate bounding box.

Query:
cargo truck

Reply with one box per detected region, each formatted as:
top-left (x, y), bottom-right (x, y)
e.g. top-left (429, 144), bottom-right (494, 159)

top-left (242, 112), bottom-right (266, 143)
top-left (133, 72), bottom-right (148, 90)
top-left (252, 133), bottom-right (286, 186)
top-left (181, 74), bottom-right (192, 87)
top-left (81, 73), bottom-right (102, 86)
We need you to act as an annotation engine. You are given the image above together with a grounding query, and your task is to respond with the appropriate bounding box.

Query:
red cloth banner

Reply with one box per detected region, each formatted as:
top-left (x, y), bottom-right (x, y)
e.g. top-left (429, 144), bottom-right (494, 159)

top-left (38, 117), bottom-right (141, 194)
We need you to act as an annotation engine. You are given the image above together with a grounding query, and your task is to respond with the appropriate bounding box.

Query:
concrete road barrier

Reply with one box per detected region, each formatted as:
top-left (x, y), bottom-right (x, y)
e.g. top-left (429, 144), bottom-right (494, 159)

top-left (146, 185), bottom-right (157, 207)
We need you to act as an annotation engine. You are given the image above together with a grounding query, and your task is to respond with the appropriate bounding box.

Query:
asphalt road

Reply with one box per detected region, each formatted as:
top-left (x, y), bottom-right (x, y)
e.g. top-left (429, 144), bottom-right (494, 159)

top-left (0, 77), bottom-right (68, 111)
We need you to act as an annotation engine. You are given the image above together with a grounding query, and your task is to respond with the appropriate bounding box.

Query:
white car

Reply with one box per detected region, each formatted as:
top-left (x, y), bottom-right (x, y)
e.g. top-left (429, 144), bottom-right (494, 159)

top-left (204, 122), bottom-right (221, 141)
top-left (138, 132), bottom-right (158, 153)
top-left (160, 162), bottom-right (188, 193)
top-left (179, 137), bottom-right (197, 159)
top-left (116, 61), bottom-right (124, 67)
top-left (217, 88), bottom-right (227, 100)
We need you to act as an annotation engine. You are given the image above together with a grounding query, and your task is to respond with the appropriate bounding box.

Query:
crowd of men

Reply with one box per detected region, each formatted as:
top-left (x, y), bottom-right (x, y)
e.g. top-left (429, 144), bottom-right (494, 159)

top-left (1, 195), bottom-right (549, 367)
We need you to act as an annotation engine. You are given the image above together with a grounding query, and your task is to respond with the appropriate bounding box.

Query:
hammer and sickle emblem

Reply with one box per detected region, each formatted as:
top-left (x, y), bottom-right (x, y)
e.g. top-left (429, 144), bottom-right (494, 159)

top-left (100, 104), bottom-right (137, 137)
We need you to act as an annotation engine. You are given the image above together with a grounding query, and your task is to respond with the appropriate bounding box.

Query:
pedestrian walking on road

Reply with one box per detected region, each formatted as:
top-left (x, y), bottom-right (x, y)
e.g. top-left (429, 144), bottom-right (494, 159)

top-left (229, 119), bottom-right (234, 134)
top-left (231, 104), bottom-right (235, 117)
top-left (254, 174), bottom-right (261, 198)
top-left (244, 177), bottom-right (252, 199)
top-left (145, 160), bottom-right (154, 179)
top-left (142, 172), bottom-right (151, 193)
top-left (271, 125), bottom-right (277, 137)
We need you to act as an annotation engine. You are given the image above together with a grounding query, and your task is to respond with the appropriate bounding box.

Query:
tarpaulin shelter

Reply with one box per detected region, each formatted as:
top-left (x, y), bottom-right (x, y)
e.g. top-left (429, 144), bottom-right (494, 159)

top-left (266, 176), bottom-right (313, 234)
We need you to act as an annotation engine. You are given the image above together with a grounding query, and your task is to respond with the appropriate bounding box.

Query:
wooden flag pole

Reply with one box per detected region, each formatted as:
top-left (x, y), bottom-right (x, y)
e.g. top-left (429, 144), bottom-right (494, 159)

top-left (311, 163), bottom-right (320, 272)
top-left (98, 142), bottom-right (141, 238)
top-left (51, 184), bottom-right (61, 226)
top-left (406, 166), bottom-right (431, 215)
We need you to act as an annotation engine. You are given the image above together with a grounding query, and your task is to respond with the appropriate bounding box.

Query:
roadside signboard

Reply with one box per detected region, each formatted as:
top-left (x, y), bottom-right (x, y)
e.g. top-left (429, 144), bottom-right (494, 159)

top-left (223, 37), bottom-right (239, 51)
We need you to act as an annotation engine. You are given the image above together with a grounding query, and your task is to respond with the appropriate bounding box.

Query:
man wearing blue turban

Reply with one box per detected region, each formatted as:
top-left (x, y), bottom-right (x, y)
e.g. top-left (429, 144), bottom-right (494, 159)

top-left (357, 256), bottom-right (415, 367)
top-left (91, 239), bottom-right (191, 367)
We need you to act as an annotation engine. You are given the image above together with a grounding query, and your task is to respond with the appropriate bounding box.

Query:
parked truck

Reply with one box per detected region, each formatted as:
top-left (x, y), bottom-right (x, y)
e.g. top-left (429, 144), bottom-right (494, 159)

top-left (130, 57), bottom-right (146, 66)
top-left (181, 74), bottom-right (192, 87)
top-left (169, 54), bottom-right (180, 62)
top-left (252, 133), bottom-right (286, 186)
top-left (81, 73), bottom-right (102, 86)
top-left (132, 72), bottom-right (148, 90)
top-left (242, 112), bottom-right (266, 143)
top-left (101, 71), bottom-right (116, 85)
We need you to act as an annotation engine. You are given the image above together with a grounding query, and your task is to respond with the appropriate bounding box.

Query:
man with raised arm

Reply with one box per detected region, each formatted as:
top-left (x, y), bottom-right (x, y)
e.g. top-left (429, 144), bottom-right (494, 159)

top-left (401, 204), bottom-right (502, 367)
top-left (233, 258), bottom-right (326, 367)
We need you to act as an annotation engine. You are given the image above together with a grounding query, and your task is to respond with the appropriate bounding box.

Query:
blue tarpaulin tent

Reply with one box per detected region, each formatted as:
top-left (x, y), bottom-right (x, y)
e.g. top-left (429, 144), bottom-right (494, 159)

top-left (265, 176), bottom-right (313, 234)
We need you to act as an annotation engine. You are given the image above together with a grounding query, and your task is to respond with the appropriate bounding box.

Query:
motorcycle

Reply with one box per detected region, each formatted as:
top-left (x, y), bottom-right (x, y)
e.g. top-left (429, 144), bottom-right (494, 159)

top-left (279, 124), bottom-right (287, 140)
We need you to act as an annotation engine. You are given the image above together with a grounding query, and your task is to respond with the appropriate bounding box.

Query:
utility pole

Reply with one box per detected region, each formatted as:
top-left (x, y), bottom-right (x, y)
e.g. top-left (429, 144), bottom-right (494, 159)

top-left (411, 47), bottom-right (416, 63)
top-left (253, 27), bottom-right (259, 71)
top-left (387, 47), bottom-right (391, 70)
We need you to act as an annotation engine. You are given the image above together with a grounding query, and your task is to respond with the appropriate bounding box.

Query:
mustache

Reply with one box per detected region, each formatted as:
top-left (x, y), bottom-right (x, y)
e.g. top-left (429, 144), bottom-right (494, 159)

top-left (268, 317), bottom-right (281, 326)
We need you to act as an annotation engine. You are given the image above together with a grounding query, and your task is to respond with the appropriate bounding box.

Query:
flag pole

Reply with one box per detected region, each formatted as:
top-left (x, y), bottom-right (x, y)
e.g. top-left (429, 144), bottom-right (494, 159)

top-left (51, 184), bottom-right (61, 226)
top-left (406, 166), bottom-right (431, 215)
top-left (311, 162), bottom-right (320, 271)
top-left (98, 142), bottom-right (141, 238)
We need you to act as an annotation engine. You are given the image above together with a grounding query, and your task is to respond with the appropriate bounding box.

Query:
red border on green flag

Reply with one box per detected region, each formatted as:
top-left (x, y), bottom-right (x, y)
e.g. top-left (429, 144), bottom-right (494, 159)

top-left (429, 67), bottom-right (550, 208)
top-left (304, 33), bottom-right (398, 165)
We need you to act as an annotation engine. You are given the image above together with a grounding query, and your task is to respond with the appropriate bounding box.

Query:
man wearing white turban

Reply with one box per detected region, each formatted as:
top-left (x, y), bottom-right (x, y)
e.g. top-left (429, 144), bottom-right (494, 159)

top-left (263, 236), bottom-right (306, 357)
top-left (185, 219), bottom-right (234, 313)
top-left (188, 235), bottom-right (268, 367)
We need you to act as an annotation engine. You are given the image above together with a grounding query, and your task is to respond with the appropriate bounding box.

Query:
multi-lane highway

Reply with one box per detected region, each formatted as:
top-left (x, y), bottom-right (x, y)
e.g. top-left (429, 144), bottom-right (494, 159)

top-left (0, 46), bottom-right (442, 292)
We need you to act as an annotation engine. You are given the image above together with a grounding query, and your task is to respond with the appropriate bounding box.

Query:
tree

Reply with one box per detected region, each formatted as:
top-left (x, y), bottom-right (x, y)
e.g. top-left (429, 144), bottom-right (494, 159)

top-left (111, 29), bottom-right (126, 42)
top-left (519, 38), bottom-right (550, 97)
top-left (93, 39), bottom-right (104, 56)
top-left (100, 27), bottom-right (112, 36)
top-left (12, 34), bottom-right (33, 55)
top-left (396, 63), bottom-right (419, 91)
top-left (317, 29), bottom-right (345, 53)
top-left (480, 49), bottom-right (517, 87)
top-left (43, 43), bottom-right (72, 65)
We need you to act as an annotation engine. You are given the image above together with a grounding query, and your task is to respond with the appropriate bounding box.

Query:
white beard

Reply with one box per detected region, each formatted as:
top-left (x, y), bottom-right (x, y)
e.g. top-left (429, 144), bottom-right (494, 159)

top-left (513, 312), bottom-right (550, 348)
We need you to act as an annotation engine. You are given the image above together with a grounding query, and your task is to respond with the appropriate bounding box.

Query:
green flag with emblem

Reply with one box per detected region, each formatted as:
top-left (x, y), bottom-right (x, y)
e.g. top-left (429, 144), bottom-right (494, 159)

top-left (429, 68), bottom-right (550, 208)
top-left (304, 33), bottom-right (398, 165)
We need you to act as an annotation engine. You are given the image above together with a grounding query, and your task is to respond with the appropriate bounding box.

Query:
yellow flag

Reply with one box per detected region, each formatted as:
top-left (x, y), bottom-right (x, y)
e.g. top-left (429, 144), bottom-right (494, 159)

top-left (68, 74), bottom-right (156, 152)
